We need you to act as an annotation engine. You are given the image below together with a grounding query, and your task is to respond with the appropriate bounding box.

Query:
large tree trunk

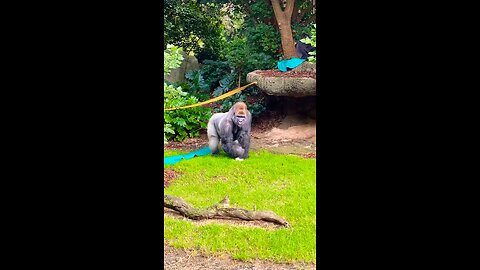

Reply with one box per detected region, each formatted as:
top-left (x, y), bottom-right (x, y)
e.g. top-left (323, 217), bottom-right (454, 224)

top-left (271, 0), bottom-right (297, 59)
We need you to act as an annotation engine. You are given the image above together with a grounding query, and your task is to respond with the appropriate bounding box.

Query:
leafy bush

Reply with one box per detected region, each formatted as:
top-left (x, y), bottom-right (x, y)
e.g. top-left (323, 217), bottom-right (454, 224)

top-left (192, 37), bottom-right (273, 117)
top-left (300, 24), bottom-right (316, 64)
top-left (164, 45), bottom-right (212, 143)
top-left (164, 0), bottom-right (224, 56)
top-left (213, 86), bottom-right (266, 117)
top-left (164, 83), bottom-right (211, 142)
top-left (224, 37), bottom-right (276, 82)
top-left (244, 24), bottom-right (281, 58)
top-left (212, 73), bottom-right (236, 97)
top-left (199, 60), bottom-right (232, 89)
top-left (182, 70), bottom-right (211, 101)
top-left (164, 45), bottom-right (184, 77)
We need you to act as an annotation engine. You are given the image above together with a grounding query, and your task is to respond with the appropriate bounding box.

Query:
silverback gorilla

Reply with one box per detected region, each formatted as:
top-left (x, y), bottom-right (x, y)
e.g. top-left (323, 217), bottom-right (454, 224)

top-left (207, 102), bottom-right (251, 160)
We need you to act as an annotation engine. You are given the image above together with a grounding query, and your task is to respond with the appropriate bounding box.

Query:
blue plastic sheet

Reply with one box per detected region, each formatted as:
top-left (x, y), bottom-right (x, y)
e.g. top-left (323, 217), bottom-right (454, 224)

top-left (277, 58), bottom-right (305, 72)
top-left (164, 147), bottom-right (211, 165)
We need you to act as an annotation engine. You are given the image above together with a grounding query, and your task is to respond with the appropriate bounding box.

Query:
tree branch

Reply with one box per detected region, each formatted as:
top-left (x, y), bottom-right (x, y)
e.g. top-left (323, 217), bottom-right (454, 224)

top-left (244, 4), bottom-right (258, 27)
top-left (164, 194), bottom-right (290, 227)
top-left (291, 0), bottom-right (300, 23)
top-left (285, 0), bottom-right (295, 17)
top-left (270, 0), bottom-right (284, 18)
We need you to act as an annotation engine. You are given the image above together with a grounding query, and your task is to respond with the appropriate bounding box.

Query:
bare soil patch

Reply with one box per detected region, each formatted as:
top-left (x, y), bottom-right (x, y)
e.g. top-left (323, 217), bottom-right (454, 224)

top-left (164, 168), bottom-right (181, 188)
top-left (164, 111), bottom-right (316, 157)
top-left (164, 244), bottom-right (315, 270)
top-left (300, 152), bottom-right (316, 159)
top-left (251, 110), bottom-right (285, 133)
top-left (164, 132), bottom-right (209, 151)
top-left (250, 112), bottom-right (316, 156)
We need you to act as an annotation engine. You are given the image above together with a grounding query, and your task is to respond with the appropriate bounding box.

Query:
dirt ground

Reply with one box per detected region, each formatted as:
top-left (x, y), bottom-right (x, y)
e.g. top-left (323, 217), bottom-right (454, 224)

top-left (164, 244), bottom-right (315, 270)
top-left (164, 110), bottom-right (316, 157)
top-left (164, 111), bottom-right (317, 269)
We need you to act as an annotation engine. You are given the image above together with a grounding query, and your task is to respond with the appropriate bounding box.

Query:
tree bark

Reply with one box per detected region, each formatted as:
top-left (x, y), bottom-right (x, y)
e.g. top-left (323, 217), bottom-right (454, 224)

top-left (164, 194), bottom-right (290, 227)
top-left (271, 0), bottom-right (297, 59)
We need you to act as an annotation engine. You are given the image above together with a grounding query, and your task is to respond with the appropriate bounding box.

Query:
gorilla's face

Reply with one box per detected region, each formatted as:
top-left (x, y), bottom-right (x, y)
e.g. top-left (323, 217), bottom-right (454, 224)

top-left (233, 114), bottom-right (246, 126)
top-left (232, 102), bottom-right (248, 127)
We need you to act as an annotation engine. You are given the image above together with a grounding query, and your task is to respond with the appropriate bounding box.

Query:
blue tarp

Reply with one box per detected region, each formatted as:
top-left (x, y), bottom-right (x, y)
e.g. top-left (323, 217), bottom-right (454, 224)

top-left (164, 147), bottom-right (211, 165)
top-left (277, 58), bottom-right (305, 72)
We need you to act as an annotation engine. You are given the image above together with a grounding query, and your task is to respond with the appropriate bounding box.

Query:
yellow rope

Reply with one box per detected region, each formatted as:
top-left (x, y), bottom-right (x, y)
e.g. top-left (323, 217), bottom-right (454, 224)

top-left (164, 81), bottom-right (257, 111)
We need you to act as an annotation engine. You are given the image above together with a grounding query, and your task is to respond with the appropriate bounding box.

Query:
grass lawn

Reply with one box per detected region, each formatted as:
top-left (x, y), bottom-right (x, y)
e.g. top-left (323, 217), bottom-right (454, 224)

top-left (164, 150), bottom-right (316, 263)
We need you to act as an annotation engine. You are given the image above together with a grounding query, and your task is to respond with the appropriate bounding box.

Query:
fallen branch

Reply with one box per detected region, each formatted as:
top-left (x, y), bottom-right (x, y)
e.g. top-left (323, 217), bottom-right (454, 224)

top-left (164, 195), bottom-right (290, 227)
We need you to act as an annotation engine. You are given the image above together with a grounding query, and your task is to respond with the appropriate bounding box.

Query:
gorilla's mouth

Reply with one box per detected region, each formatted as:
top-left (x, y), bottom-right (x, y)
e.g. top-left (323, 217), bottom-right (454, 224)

top-left (236, 115), bottom-right (245, 124)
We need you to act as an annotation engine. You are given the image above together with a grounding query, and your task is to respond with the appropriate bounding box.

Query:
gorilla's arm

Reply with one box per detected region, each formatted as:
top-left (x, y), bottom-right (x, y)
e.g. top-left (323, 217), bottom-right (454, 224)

top-left (219, 120), bottom-right (237, 157)
top-left (235, 111), bottom-right (251, 159)
top-left (218, 108), bottom-right (237, 157)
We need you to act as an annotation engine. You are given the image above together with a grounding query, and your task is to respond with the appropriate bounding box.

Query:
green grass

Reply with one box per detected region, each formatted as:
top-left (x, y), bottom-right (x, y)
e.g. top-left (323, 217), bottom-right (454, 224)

top-left (164, 150), bottom-right (316, 263)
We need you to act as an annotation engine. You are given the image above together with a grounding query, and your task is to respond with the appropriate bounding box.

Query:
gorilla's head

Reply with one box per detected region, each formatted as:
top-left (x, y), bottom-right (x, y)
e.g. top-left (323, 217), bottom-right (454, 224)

top-left (231, 102), bottom-right (248, 126)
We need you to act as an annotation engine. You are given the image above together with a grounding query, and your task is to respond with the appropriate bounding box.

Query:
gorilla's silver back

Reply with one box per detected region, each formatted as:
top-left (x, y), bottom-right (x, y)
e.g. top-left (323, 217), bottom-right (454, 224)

top-left (207, 112), bottom-right (228, 138)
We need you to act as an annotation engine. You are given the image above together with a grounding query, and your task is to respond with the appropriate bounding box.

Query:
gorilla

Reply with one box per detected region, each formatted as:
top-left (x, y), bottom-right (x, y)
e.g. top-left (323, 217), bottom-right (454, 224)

top-left (207, 102), bottom-right (251, 160)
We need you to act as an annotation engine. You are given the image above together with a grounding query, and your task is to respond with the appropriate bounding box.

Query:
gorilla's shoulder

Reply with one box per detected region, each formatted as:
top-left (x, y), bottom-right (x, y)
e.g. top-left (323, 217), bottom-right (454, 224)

top-left (211, 112), bottom-right (228, 120)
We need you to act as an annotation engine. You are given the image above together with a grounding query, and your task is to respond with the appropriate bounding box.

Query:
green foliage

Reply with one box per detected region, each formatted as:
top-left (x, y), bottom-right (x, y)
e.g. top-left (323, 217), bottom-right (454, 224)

top-left (164, 0), bottom-right (224, 56)
top-left (244, 24), bottom-right (281, 57)
top-left (164, 45), bottom-right (184, 77)
top-left (248, 0), bottom-right (272, 21)
top-left (197, 58), bottom-right (267, 117)
top-left (294, 0), bottom-right (317, 26)
top-left (182, 70), bottom-right (211, 101)
top-left (204, 3), bottom-right (280, 117)
top-left (292, 23), bottom-right (313, 42)
top-left (224, 36), bottom-right (276, 77)
top-left (198, 60), bottom-right (232, 89)
top-left (164, 45), bottom-right (212, 143)
top-left (217, 94), bottom-right (266, 117)
top-left (300, 24), bottom-right (316, 63)
top-left (246, 91), bottom-right (267, 116)
top-left (212, 72), bottom-right (236, 97)
top-left (164, 86), bottom-right (211, 142)
top-left (198, 36), bottom-right (273, 117)
top-left (213, 85), bottom-right (266, 117)
top-left (164, 1), bottom-right (316, 122)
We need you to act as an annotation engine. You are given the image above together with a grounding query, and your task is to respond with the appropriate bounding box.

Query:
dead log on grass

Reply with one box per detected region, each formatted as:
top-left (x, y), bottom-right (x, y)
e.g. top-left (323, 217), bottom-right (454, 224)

top-left (164, 195), bottom-right (290, 227)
